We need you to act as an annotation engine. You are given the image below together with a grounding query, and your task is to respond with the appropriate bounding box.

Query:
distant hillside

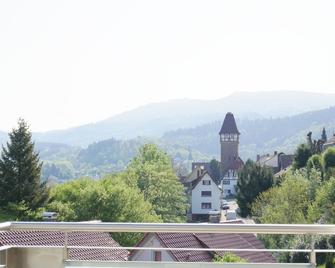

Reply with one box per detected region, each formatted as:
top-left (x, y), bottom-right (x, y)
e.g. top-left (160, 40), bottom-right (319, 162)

top-left (38, 106), bottom-right (335, 181)
top-left (33, 91), bottom-right (335, 146)
top-left (162, 106), bottom-right (335, 160)
top-left (34, 138), bottom-right (208, 182)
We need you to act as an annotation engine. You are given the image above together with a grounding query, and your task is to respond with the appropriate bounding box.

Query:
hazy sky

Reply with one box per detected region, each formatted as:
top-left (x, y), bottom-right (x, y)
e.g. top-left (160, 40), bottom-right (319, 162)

top-left (0, 0), bottom-right (334, 131)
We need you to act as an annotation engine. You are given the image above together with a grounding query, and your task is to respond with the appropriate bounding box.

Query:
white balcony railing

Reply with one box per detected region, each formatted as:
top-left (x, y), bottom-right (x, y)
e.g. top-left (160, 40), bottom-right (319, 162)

top-left (2, 222), bottom-right (335, 268)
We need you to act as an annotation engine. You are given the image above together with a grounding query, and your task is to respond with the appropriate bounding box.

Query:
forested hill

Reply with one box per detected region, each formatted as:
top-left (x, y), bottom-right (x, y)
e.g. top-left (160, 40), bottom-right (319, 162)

top-left (37, 138), bottom-right (208, 182)
top-left (2, 105), bottom-right (335, 182)
top-left (33, 91), bottom-right (335, 146)
top-left (162, 106), bottom-right (335, 160)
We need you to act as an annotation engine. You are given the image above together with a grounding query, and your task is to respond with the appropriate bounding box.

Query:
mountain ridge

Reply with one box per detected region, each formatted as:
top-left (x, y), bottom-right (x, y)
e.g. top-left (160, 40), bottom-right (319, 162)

top-left (31, 91), bottom-right (335, 146)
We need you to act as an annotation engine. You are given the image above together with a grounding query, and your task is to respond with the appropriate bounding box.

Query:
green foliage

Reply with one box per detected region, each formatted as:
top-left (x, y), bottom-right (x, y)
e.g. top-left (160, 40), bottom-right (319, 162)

top-left (323, 148), bottom-right (335, 171)
top-left (325, 253), bottom-right (335, 268)
top-left (124, 144), bottom-right (188, 222)
top-left (293, 143), bottom-right (312, 170)
top-left (213, 253), bottom-right (246, 263)
top-left (41, 161), bottom-right (75, 182)
top-left (308, 177), bottom-right (335, 224)
top-left (48, 176), bottom-right (160, 246)
top-left (252, 172), bottom-right (312, 224)
top-left (0, 119), bottom-right (48, 219)
top-left (209, 159), bottom-right (221, 185)
top-left (307, 154), bottom-right (323, 173)
top-left (252, 169), bottom-right (324, 263)
top-left (236, 160), bottom-right (274, 217)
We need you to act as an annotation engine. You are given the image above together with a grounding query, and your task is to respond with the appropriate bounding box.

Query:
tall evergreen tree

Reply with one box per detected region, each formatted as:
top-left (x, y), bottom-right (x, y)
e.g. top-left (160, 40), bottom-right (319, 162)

top-left (322, 127), bottom-right (328, 143)
top-left (0, 119), bottom-right (48, 214)
top-left (236, 160), bottom-right (274, 217)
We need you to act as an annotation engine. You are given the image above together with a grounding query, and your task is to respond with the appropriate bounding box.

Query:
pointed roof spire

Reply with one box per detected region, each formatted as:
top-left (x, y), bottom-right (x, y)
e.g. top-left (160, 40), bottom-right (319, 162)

top-left (219, 112), bottom-right (240, 134)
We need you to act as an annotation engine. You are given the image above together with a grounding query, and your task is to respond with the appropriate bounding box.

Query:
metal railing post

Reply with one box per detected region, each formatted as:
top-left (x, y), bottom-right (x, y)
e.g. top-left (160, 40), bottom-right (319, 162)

top-left (310, 235), bottom-right (316, 268)
top-left (63, 231), bottom-right (69, 262)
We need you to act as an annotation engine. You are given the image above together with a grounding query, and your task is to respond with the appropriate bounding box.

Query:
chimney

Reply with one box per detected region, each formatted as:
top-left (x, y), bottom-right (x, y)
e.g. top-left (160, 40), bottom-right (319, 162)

top-left (257, 154), bottom-right (260, 161)
top-left (274, 151), bottom-right (277, 155)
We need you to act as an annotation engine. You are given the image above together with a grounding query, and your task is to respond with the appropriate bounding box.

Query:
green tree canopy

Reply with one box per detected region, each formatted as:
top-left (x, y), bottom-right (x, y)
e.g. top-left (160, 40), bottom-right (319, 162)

top-left (307, 154), bottom-right (323, 172)
top-left (209, 159), bottom-right (221, 185)
top-left (293, 143), bottom-right (312, 170)
top-left (0, 119), bottom-right (48, 219)
top-left (323, 147), bottom-right (335, 172)
top-left (236, 160), bottom-right (274, 217)
top-left (252, 172), bottom-right (312, 225)
top-left (123, 144), bottom-right (188, 222)
top-left (308, 177), bottom-right (335, 224)
top-left (213, 253), bottom-right (246, 263)
top-left (48, 176), bottom-right (160, 246)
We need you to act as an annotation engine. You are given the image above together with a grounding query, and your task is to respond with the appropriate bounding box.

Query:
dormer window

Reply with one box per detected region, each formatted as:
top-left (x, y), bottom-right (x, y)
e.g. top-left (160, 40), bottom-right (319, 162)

top-left (202, 180), bottom-right (211, 185)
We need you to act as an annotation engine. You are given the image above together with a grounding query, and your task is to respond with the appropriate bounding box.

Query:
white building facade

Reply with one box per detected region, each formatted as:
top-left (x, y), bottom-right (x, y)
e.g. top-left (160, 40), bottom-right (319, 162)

top-left (191, 172), bottom-right (221, 221)
top-left (221, 169), bottom-right (238, 197)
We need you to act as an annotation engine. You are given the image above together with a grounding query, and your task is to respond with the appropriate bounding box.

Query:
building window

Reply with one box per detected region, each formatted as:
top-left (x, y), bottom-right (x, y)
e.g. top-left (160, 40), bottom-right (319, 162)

top-left (202, 180), bottom-right (211, 185)
top-left (222, 179), bottom-right (230, 185)
top-left (201, 191), bottom-right (212, 197)
top-left (154, 251), bottom-right (162, 261)
top-left (201, 202), bottom-right (212, 209)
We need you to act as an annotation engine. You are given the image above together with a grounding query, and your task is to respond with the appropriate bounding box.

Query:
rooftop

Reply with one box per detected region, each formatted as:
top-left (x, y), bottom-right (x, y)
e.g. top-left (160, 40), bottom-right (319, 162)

top-left (1, 221), bottom-right (333, 268)
top-left (219, 113), bottom-right (240, 135)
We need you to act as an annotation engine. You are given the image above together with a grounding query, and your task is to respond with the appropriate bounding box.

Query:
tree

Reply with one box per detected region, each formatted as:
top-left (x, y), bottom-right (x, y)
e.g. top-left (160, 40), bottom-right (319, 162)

top-left (323, 147), bottom-right (335, 171)
top-left (306, 154), bottom-right (323, 177)
top-left (251, 171), bottom-right (318, 263)
top-left (48, 176), bottom-right (160, 246)
top-left (308, 177), bottom-right (335, 224)
top-left (209, 159), bottom-right (221, 185)
top-left (0, 119), bottom-right (48, 218)
top-left (213, 253), bottom-right (246, 263)
top-left (293, 144), bottom-right (312, 170)
top-left (236, 160), bottom-right (274, 217)
top-left (124, 144), bottom-right (188, 222)
top-left (252, 172), bottom-right (311, 225)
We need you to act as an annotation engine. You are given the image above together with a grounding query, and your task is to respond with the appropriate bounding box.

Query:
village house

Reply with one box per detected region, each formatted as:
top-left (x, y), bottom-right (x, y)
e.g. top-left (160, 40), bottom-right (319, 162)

top-left (256, 151), bottom-right (294, 174)
top-left (129, 222), bottom-right (276, 263)
top-left (190, 171), bottom-right (222, 222)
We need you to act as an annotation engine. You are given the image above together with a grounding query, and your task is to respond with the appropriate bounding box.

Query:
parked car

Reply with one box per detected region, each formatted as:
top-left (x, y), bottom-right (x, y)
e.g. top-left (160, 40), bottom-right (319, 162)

top-left (225, 210), bottom-right (237, 221)
top-left (221, 200), bottom-right (230, 210)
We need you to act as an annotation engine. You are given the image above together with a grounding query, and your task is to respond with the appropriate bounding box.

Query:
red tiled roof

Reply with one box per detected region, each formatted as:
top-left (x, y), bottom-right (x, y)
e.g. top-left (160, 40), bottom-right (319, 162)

top-left (131, 231), bottom-right (275, 263)
top-left (0, 231), bottom-right (128, 261)
top-left (157, 233), bottom-right (212, 262)
top-left (195, 233), bottom-right (276, 263)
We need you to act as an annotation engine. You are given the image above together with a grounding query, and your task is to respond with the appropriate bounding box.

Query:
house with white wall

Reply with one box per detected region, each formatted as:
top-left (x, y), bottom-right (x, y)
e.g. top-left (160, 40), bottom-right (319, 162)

top-left (129, 231), bottom-right (276, 263)
top-left (190, 171), bottom-right (221, 221)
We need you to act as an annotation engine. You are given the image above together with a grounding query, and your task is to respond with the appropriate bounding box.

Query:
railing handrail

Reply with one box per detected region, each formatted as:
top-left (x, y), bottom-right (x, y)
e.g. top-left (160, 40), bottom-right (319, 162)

top-left (1, 221), bottom-right (335, 235)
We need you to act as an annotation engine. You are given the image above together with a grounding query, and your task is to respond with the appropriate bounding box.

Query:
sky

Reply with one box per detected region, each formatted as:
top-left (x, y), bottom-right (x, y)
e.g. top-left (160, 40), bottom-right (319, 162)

top-left (0, 0), bottom-right (335, 132)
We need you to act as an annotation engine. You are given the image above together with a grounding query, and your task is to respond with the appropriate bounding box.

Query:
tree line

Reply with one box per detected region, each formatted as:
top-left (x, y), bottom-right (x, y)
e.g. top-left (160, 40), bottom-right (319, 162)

top-left (0, 119), bottom-right (188, 246)
top-left (236, 139), bottom-right (335, 266)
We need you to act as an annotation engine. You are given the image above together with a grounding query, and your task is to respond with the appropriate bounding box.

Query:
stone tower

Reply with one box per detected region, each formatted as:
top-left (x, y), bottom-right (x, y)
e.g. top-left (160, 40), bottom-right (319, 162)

top-left (219, 112), bottom-right (240, 174)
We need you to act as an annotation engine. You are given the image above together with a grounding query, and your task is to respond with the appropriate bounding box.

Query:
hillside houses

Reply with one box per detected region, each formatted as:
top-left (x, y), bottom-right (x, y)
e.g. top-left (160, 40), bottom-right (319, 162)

top-left (256, 151), bottom-right (294, 174)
